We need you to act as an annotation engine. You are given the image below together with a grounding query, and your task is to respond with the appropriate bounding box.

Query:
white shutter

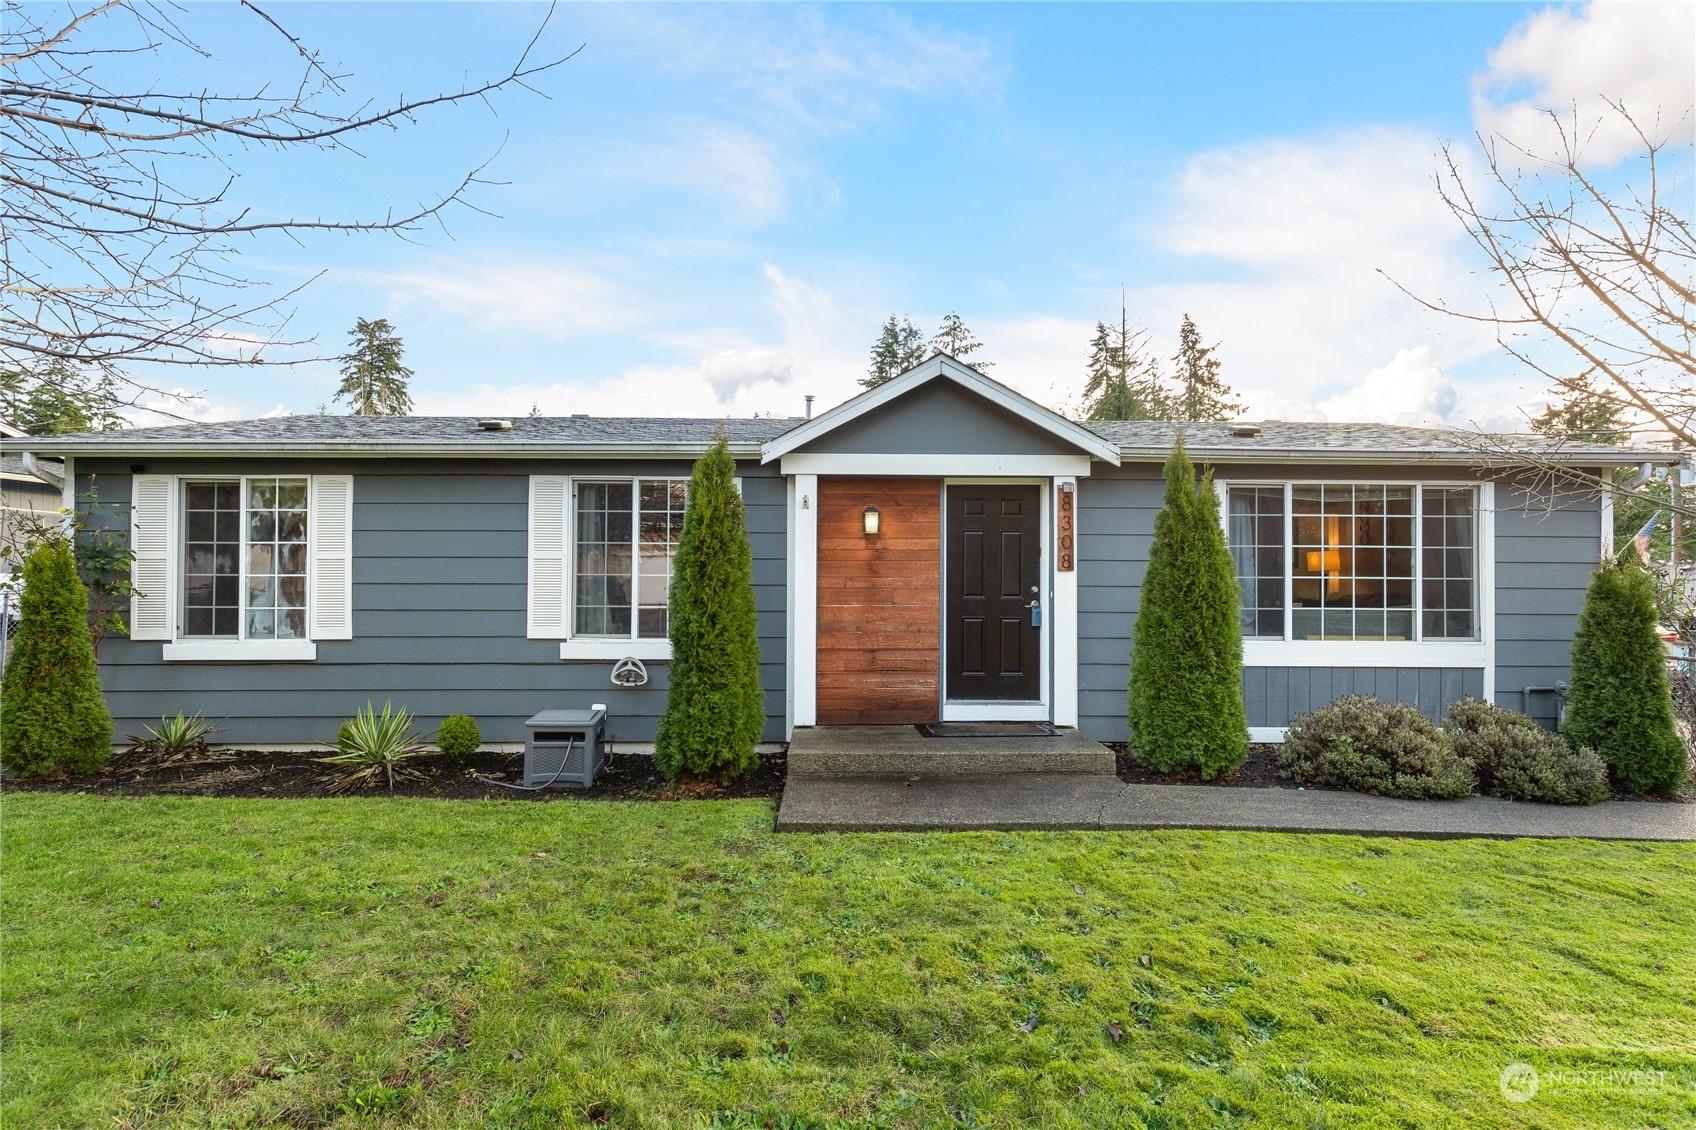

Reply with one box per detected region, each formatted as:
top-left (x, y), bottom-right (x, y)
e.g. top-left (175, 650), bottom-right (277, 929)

top-left (309, 475), bottom-right (354, 640)
top-left (528, 476), bottom-right (568, 638)
top-left (128, 475), bottom-right (174, 640)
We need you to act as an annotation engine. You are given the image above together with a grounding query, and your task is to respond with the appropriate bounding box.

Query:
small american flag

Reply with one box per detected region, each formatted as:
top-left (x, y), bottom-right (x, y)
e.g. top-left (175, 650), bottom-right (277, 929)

top-left (1635, 512), bottom-right (1662, 566)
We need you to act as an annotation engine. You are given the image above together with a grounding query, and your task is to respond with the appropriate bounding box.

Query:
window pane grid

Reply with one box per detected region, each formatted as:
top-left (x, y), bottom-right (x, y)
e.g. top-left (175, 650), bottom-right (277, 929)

top-left (182, 480), bottom-right (241, 637)
top-left (1421, 487), bottom-right (1477, 639)
top-left (1228, 486), bottom-right (1286, 638)
top-left (1291, 483), bottom-right (1415, 641)
top-left (573, 479), bottom-right (689, 641)
top-left (181, 477), bottom-right (309, 639)
top-left (637, 479), bottom-right (688, 639)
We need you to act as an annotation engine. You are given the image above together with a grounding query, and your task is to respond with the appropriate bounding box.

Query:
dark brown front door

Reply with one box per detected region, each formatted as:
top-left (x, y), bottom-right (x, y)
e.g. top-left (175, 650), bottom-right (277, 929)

top-left (946, 484), bottom-right (1041, 702)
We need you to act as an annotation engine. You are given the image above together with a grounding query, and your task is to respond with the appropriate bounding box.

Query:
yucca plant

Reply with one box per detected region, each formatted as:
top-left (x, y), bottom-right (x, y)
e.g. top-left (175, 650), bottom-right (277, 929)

top-left (316, 701), bottom-right (427, 794)
top-left (123, 712), bottom-right (222, 768)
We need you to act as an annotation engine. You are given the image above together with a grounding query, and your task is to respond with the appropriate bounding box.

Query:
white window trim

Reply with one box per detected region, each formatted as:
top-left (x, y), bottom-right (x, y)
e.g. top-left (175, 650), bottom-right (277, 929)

top-left (156, 473), bottom-right (331, 662)
top-left (163, 639), bottom-right (317, 662)
top-left (543, 475), bottom-right (740, 662)
top-left (1221, 478), bottom-right (1495, 674)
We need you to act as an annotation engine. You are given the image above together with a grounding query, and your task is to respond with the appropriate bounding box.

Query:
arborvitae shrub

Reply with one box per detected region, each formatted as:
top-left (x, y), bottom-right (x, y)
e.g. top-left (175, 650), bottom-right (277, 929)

top-left (1443, 697), bottom-right (1608, 806)
top-left (435, 713), bottom-right (481, 759)
top-left (1279, 695), bottom-right (1474, 799)
top-left (654, 430), bottom-right (764, 784)
top-left (1126, 436), bottom-right (1248, 778)
top-left (0, 540), bottom-right (113, 775)
top-left (1565, 561), bottom-right (1687, 796)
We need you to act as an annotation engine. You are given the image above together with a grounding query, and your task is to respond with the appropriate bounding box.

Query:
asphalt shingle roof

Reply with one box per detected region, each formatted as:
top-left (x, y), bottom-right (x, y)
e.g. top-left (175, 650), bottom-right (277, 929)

top-left (5, 413), bottom-right (1666, 465)
top-left (1081, 420), bottom-right (1656, 463)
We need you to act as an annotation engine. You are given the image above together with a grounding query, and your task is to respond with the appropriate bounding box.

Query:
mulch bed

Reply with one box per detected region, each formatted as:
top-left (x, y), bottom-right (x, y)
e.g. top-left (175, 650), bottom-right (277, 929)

top-left (1109, 743), bottom-right (1287, 788)
top-left (2, 748), bottom-right (787, 802)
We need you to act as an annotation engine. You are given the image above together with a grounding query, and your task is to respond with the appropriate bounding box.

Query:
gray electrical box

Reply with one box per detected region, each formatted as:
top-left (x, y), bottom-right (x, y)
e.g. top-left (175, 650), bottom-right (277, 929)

top-left (523, 708), bottom-right (607, 788)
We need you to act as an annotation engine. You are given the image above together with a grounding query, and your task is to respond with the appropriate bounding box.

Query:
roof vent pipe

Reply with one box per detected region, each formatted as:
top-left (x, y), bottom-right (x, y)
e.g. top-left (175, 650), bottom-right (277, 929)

top-left (1230, 423), bottom-right (1262, 438)
top-left (477, 419), bottom-right (513, 431)
top-left (804, 395), bottom-right (814, 420)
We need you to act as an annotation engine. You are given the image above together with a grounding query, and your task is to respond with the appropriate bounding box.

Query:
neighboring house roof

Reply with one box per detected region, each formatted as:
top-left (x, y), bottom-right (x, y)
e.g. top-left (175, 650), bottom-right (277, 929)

top-left (0, 453), bottom-right (64, 487)
top-left (760, 354), bottom-right (1123, 466)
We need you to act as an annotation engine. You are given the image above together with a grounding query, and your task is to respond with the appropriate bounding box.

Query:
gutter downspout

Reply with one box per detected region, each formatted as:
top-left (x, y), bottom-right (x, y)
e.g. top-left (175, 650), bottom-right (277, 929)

top-left (20, 451), bottom-right (64, 490)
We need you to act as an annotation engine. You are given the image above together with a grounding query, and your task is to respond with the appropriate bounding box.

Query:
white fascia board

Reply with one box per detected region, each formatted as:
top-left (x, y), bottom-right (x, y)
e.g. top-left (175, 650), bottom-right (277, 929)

top-left (780, 453), bottom-right (1095, 478)
top-left (1242, 640), bottom-right (1488, 667)
top-left (1117, 448), bottom-right (1667, 467)
top-left (760, 355), bottom-right (1121, 466)
top-left (20, 443), bottom-right (771, 459)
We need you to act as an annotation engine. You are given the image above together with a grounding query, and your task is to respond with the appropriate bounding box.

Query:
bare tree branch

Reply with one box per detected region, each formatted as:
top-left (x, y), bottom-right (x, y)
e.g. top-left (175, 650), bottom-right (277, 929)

top-left (0, 0), bottom-right (577, 399)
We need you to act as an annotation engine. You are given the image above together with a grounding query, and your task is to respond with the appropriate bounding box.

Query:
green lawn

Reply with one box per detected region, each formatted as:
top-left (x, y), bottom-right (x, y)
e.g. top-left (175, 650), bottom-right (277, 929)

top-left (4, 795), bottom-right (1693, 1129)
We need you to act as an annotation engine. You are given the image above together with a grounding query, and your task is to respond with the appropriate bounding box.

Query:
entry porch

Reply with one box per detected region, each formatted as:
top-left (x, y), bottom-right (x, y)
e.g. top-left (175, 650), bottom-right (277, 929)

top-left (786, 724), bottom-right (1115, 778)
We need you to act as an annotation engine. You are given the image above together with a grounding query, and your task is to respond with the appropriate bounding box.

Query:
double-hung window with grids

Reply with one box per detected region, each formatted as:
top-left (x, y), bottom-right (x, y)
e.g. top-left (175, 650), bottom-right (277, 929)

top-left (181, 477), bottom-right (309, 640)
top-left (571, 479), bottom-right (688, 641)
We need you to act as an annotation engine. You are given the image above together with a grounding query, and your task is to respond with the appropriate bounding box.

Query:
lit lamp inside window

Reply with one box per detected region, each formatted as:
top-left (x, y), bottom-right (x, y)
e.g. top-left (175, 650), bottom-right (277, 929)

top-left (862, 506), bottom-right (880, 535)
top-left (1305, 516), bottom-right (1344, 594)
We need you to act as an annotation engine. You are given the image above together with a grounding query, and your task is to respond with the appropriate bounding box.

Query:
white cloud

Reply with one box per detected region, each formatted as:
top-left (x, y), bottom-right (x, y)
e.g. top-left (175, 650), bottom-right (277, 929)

top-left (1315, 347), bottom-right (1458, 427)
top-left (373, 260), bottom-right (641, 339)
top-left (601, 6), bottom-right (997, 131)
top-left (123, 391), bottom-right (283, 429)
top-left (1137, 127), bottom-right (1500, 414)
top-left (1473, 1), bottom-right (1696, 164)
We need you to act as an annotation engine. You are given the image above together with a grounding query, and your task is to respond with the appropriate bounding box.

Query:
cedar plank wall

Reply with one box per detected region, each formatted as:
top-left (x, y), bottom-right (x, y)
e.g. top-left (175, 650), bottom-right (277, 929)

top-left (817, 477), bottom-right (941, 724)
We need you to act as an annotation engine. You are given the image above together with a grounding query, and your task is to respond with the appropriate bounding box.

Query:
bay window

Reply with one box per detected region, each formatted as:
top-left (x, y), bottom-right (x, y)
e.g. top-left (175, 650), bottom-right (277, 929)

top-left (1227, 482), bottom-right (1478, 643)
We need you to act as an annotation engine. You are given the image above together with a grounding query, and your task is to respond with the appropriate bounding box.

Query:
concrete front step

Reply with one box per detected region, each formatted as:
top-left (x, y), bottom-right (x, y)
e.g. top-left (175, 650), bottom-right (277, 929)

top-left (787, 724), bottom-right (1116, 778)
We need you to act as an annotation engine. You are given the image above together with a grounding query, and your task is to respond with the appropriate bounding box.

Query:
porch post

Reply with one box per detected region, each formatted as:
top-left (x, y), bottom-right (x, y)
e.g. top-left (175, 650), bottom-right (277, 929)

top-left (791, 473), bottom-right (819, 729)
top-left (1052, 475), bottom-right (1079, 727)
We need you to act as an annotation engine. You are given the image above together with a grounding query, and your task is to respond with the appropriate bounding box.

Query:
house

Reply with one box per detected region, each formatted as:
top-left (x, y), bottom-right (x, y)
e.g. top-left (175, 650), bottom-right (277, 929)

top-left (1, 418), bottom-right (67, 571)
top-left (11, 356), bottom-right (1663, 751)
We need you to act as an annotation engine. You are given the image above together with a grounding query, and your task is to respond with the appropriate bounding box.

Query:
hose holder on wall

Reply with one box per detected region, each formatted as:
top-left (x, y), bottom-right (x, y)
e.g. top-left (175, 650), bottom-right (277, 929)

top-left (611, 657), bottom-right (648, 687)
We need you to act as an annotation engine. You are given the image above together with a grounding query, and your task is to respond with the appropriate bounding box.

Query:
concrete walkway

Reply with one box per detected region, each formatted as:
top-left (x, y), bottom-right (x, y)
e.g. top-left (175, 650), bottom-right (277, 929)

top-left (776, 774), bottom-right (1696, 840)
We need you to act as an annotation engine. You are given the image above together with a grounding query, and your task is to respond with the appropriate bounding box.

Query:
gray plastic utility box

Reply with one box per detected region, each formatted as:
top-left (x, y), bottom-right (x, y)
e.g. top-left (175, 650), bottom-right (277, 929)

top-left (523, 708), bottom-right (607, 788)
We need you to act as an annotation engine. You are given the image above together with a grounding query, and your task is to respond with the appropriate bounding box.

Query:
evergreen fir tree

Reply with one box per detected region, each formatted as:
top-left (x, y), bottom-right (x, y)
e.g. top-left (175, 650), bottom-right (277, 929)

top-left (0, 360), bottom-right (126, 435)
top-left (1530, 372), bottom-right (1629, 444)
top-left (862, 315), bottom-right (929, 389)
top-left (1171, 313), bottom-right (1241, 422)
top-left (1126, 436), bottom-right (1249, 778)
top-left (0, 540), bottom-right (113, 775)
top-left (334, 317), bottom-right (414, 416)
top-left (930, 312), bottom-right (992, 370)
top-left (1082, 294), bottom-right (1169, 421)
top-left (1565, 560), bottom-right (1688, 795)
top-left (654, 430), bottom-right (765, 783)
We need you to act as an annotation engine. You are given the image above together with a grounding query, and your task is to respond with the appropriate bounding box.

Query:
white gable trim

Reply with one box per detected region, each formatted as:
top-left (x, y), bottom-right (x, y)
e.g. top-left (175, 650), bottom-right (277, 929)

top-left (759, 354), bottom-right (1121, 466)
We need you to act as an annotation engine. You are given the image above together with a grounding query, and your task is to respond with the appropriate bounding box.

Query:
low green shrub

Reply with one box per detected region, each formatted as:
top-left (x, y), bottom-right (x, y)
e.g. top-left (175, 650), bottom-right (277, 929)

top-left (317, 701), bottom-right (426, 794)
top-left (123, 712), bottom-right (221, 767)
top-left (1279, 695), bottom-right (1474, 799)
top-left (435, 713), bottom-right (481, 760)
top-left (1443, 698), bottom-right (1609, 806)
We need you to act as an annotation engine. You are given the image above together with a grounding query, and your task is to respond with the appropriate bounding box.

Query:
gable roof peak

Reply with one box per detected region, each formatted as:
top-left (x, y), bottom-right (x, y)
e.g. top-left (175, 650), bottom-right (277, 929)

top-left (760, 352), bottom-right (1121, 465)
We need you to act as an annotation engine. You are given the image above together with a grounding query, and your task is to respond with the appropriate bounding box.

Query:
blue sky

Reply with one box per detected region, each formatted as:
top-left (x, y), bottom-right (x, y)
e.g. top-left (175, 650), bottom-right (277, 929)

top-left (102, 1), bottom-right (1694, 428)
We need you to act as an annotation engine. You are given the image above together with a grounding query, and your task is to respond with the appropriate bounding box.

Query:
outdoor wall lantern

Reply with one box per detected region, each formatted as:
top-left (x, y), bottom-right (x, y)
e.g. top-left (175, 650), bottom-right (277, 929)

top-left (862, 506), bottom-right (881, 535)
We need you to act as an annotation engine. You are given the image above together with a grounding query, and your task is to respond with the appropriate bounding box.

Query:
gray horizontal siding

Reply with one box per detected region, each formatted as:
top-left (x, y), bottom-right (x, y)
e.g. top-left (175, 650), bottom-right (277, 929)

top-left (1495, 479), bottom-right (1601, 727)
top-left (1076, 466), bottom-right (1161, 741)
top-left (1243, 667), bottom-right (1484, 728)
top-left (85, 461), bottom-right (788, 747)
top-left (1076, 465), bottom-right (1601, 741)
